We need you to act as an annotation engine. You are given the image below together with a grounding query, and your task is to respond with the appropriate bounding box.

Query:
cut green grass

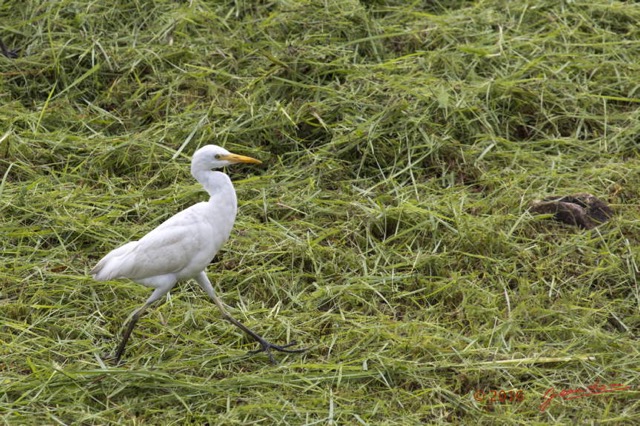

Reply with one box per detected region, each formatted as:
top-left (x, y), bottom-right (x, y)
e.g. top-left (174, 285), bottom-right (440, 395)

top-left (1, 0), bottom-right (639, 424)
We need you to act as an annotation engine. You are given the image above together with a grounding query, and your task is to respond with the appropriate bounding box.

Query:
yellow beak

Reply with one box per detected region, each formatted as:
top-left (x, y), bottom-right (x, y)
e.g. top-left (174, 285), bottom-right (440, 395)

top-left (221, 153), bottom-right (262, 165)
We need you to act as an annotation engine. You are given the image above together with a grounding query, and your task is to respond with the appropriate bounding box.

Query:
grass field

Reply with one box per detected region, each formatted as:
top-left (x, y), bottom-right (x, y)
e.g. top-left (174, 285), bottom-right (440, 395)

top-left (1, 0), bottom-right (639, 424)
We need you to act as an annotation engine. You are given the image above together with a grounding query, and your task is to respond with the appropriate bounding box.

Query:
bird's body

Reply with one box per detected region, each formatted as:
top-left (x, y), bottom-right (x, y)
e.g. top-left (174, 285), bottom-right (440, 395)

top-left (91, 145), bottom-right (303, 363)
top-left (92, 177), bottom-right (236, 285)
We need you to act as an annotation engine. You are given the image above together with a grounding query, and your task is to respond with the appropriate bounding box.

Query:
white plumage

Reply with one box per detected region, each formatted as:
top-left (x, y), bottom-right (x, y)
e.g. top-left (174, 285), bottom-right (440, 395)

top-left (92, 145), bottom-right (303, 364)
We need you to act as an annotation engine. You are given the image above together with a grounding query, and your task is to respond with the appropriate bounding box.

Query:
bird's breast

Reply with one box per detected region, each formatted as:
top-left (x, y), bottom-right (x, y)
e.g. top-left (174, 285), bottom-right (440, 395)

top-left (171, 200), bottom-right (236, 279)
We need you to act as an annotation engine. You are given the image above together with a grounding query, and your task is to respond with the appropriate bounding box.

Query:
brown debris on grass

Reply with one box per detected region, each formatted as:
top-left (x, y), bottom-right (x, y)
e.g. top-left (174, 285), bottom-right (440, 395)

top-left (531, 193), bottom-right (614, 229)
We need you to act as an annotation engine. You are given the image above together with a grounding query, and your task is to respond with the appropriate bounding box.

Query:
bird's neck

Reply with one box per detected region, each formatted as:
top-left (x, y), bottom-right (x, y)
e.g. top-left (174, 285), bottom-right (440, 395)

top-left (193, 169), bottom-right (234, 200)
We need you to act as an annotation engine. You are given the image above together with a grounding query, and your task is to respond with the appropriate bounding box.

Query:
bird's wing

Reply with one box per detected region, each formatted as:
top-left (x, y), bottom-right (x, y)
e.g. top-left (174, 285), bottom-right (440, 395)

top-left (90, 241), bottom-right (138, 280)
top-left (92, 203), bottom-right (218, 281)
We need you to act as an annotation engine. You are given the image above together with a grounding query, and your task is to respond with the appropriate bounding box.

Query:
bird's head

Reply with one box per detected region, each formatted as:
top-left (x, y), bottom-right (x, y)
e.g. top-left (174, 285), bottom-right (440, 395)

top-left (191, 145), bottom-right (262, 172)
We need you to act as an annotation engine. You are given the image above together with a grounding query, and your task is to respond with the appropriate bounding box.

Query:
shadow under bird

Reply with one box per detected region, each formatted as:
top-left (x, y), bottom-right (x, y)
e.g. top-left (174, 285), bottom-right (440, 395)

top-left (91, 145), bottom-right (305, 364)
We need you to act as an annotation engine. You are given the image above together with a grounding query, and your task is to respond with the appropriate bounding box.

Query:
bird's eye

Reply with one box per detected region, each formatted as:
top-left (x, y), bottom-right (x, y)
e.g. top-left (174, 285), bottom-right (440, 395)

top-left (214, 154), bottom-right (221, 159)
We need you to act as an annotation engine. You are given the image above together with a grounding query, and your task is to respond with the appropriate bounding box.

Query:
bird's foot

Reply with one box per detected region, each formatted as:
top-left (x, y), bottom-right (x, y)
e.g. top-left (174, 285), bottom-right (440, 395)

top-left (248, 339), bottom-right (306, 364)
top-left (100, 352), bottom-right (124, 366)
top-left (2, 49), bottom-right (18, 58)
top-left (0, 40), bottom-right (18, 58)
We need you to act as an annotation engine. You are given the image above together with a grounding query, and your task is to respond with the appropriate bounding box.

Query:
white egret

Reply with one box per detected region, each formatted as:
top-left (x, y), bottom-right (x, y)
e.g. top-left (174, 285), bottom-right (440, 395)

top-left (91, 145), bottom-right (304, 364)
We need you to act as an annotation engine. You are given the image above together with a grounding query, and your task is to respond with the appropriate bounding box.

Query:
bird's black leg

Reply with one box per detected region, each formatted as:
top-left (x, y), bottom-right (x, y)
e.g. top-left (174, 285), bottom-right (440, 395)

top-left (111, 285), bottom-right (172, 364)
top-left (113, 305), bottom-right (147, 364)
top-left (195, 271), bottom-right (306, 364)
top-left (220, 311), bottom-right (306, 364)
